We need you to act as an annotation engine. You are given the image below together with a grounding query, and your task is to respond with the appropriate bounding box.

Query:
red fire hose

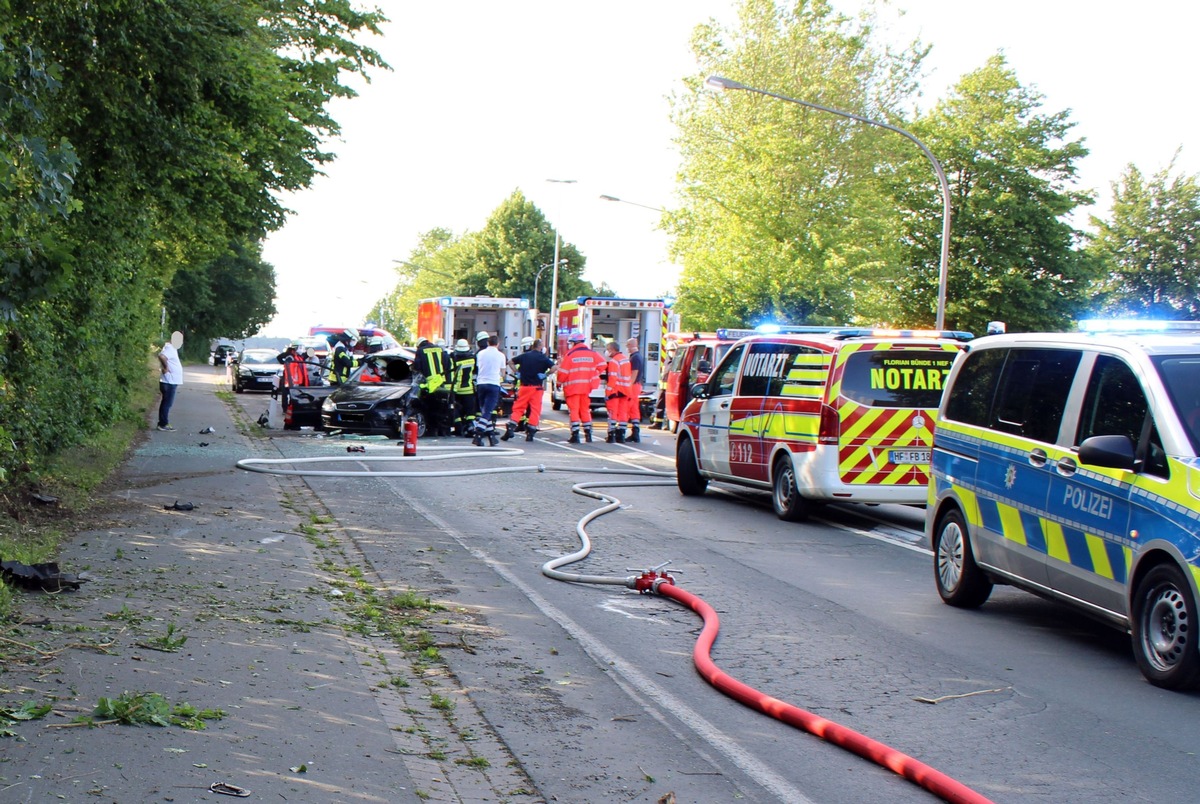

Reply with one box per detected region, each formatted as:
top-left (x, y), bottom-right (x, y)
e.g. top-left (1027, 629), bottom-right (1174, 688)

top-left (650, 579), bottom-right (995, 804)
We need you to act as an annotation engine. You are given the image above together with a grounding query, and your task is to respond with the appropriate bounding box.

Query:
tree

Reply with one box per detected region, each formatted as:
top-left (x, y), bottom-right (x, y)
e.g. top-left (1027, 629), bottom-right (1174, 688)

top-left (884, 54), bottom-right (1092, 333)
top-left (456, 190), bottom-right (592, 303)
top-left (666, 0), bottom-right (926, 330)
top-left (369, 228), bottom-right (464, 343)
top-left (0, 0), bottom-right (387, 482)
top-left (166, 241), bottom-right (278, 352)
top-left (1087, 157), bottom-right (1200, 319)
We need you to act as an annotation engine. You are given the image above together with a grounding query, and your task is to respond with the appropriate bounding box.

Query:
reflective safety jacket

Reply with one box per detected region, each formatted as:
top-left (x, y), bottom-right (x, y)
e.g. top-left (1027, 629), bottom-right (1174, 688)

top-left (605, 351), bottom-right (631, 397)
top-left (283, 359), bottom-right (309, 388)
top-left (415, 342), bottom-right (447, 393)
top-left (450, 354), bottom-right (476, 395)
top-left (331, 342), bottom-right (355, 384)
top-left (558, 345), bottom-right (602, 396)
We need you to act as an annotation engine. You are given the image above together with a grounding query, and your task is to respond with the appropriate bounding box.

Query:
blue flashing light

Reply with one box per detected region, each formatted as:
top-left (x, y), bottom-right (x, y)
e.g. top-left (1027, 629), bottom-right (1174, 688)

top-left (1078, 318), bottom-right (1200, 334)
top-left (440, 296), bottom-right (452, 307)
top-left (755, 323), bottom-right (781, 334)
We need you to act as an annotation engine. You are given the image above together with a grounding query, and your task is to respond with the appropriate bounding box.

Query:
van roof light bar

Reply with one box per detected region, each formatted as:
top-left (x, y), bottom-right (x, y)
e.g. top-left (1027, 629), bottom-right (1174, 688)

top-left (1078, 319), bottom-right (1200, 334)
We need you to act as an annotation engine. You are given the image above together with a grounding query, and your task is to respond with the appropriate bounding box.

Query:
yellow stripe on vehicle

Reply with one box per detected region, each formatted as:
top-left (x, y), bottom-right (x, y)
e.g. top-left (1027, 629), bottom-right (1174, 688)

top-left (1043, 519), bottom-right (1069, 564)
top-left (1086, 532), bottom-right (1114, 580)
top-left (998, 503), bottom-right (1028, 547)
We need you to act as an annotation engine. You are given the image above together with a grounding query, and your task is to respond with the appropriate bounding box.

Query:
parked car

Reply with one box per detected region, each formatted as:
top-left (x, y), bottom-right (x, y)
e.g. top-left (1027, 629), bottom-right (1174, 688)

top-left (209, 343), bottom-right (238, 366)
top-left (232, 349), bottom-right (283, 393)
top-left (928, 321), bottom-right (1200, 689)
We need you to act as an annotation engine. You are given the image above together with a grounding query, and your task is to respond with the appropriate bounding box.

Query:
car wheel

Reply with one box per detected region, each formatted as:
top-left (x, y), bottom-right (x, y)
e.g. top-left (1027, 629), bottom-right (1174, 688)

top-left (675, 436), bottom-right (708, 496)
top-left (933, 507), bottom-right (992, 608)
top-left (234, 381), bottom-right (243, 394)
top-left (771, 455), bottom-right (810, 522)
top-left (552, 397), bottom-right (563, 411)
top-left (1132, 563), bottom-right (1200, 690)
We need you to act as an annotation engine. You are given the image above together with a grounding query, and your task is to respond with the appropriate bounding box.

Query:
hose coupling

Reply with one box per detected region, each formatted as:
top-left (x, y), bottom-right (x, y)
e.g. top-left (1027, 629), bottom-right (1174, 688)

top-left (632, 569), bottom-right (675, 594)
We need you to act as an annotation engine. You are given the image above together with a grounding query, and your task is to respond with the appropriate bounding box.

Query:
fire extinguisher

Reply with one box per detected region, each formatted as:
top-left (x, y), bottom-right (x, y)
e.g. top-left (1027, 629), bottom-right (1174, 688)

top-left (403, 419), bottom-right (418, 456)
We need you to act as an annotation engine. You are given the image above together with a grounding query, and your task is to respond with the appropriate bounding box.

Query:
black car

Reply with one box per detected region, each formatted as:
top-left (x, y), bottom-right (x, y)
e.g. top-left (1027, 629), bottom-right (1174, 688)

top-left (210, 343), bottom-right (239, 366)
top-left (311, 349), bottom-right (425, 437)
top-left (232, 349), bottom-right (284, 393)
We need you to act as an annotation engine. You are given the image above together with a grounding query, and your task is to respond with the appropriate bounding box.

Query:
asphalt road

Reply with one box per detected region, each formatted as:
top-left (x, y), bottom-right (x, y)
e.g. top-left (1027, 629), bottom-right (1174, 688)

top-left (229, 372), bottom-right (1200, 803)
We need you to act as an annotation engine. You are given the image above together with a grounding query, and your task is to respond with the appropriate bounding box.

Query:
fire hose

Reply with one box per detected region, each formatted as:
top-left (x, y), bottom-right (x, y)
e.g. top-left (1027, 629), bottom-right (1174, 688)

top-left (237, 444), bottom-right (994, 803)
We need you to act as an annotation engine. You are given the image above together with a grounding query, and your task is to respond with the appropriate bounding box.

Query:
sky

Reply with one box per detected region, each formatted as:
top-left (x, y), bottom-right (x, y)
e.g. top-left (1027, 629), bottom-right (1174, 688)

top-left (259, 0), bottom-right (1199, 337)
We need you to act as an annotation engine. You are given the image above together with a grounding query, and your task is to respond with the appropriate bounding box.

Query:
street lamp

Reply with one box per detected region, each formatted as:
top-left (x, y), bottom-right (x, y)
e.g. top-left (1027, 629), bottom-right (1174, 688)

top-left (534, 259), bottom-right (567, 313)
top-left (599, 194), bottom-right (664, 213)
top-left (705, 75), bottom-right (952, 330)
top-left (545, 178), bottom-right (577, 334)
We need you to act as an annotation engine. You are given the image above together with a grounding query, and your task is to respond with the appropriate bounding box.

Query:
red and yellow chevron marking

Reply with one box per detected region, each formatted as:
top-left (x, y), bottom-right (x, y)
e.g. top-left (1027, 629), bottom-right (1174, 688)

top-left (838, 402), bottom-right (936, 485)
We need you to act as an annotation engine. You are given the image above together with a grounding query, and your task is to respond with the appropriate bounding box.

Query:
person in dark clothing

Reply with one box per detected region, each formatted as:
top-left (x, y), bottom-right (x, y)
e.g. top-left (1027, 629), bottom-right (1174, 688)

top-left (501, 338), bottom-right (556, 442)
top-left (414, 337), bottom-right (452, 436)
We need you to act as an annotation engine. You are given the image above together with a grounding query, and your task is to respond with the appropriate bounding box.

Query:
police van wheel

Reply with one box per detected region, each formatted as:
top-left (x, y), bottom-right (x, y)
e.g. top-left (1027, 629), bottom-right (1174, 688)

top-left (771, 456), bottom-right (810, 522)
top-left (676, 436), bottom-right (708, 496)
top-left (1132, 563), bottom-right (1200, 690)
top-left (933, 508), bottom-right (992, 608)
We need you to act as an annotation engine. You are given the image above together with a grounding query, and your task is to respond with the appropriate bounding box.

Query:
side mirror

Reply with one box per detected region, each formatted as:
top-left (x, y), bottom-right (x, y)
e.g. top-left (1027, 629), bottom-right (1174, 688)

top-left (690, 382), bottom-right (710, 401)
top-left (1078, 434), bottom-right (1136, 471)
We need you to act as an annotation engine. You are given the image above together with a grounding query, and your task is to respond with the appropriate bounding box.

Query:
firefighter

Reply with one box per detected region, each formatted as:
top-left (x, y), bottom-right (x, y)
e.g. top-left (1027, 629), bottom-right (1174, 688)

top-left (625, 337), bottom-right (644, 442)
top-left (449, 339), bottom-right (477, 436)
top-left (603, 340), bottom-right (632, 443)
top-left (414, 336), bottom-right (451, 436)
top-left (501, 338), bottom-right (556, 442)
top-left (557, 332), bottom-right (602, 444)
top-left (330, 329), bottom-right (359, 385)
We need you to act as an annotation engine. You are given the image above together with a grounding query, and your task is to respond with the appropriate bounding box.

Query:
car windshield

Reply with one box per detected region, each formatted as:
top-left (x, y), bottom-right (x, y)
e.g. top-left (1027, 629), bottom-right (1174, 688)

top-left (240, 351), bottom-right (277, 365)
top-left (352, 354), bottom-right (413, 383)
top-left (1152, 355), bottom-right (1200, 452)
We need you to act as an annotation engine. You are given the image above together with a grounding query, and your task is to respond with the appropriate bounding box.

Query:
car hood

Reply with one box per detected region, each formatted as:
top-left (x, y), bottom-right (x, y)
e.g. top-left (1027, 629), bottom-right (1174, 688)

top-left (328, 382), bottom-right (416, 405)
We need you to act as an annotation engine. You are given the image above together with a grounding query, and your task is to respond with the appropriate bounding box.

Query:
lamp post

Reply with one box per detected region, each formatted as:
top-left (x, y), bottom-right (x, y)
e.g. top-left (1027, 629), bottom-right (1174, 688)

top-left (545, 178), bottom-right (577, 337)
top-left (705, 75), bottom-right (952, 330)
top-left (533, 259), bottom-right (567, 312)
top-left (599, 194), bottom-right (664, 213)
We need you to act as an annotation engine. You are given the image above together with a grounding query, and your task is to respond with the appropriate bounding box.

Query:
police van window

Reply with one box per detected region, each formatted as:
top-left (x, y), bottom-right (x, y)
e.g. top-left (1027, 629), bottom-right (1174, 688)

top-left (944, 348), bottom-right (1005, 426)
top-left (839, 349), bottom-right (957, 408)
top-left (1077, 356), bottom-right (1149, 446)
top-left (708, 344), bottom-right (746, 397)
top-left (1153, 356), bottom-right (1200, 453)
top-left (739, 342), bottom-right (826, 397)
top-left (991, 348), bottom-right (1080, 443)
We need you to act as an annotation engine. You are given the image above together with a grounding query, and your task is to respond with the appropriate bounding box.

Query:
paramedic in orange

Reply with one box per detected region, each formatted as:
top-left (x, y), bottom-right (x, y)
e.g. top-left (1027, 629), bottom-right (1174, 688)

top-left (625, 337), bottom-right (644, 443)
top-left (604, 340), bottom-right (632, 443)
top-left (557, 332), bottom-right (602, 444)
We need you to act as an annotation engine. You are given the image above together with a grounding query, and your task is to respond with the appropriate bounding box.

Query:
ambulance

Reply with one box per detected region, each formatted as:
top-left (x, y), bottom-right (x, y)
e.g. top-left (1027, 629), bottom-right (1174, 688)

top-left (675, 327), bottom-right (970, 520)
top-left (552, 296), bottom-right (675, 418)
top-left (417, 296), bottom-right (537, 359)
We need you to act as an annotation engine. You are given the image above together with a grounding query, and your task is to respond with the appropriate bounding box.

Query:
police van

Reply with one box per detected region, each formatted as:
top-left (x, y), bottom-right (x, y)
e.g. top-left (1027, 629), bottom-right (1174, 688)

top-left (927, 321), bottom-right (1200, 689)
top-left (675, 327), bottom-right (969, 520)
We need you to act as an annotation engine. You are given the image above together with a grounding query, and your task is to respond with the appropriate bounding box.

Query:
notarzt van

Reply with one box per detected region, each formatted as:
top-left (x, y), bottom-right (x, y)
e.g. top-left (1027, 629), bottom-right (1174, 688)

top-left (675, 328), bottom-right (969, 520)
top-left (927, 322), bottom-right (1200, 689)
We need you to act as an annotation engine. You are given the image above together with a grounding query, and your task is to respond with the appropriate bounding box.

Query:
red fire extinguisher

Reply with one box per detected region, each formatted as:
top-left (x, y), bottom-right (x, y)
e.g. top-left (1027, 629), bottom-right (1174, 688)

top-left (403, 419), bottom-right (418, 456)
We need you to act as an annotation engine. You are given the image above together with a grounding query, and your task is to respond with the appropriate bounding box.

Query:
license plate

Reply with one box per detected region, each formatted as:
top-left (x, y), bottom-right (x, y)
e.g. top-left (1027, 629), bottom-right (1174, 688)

top-left (889, 449), bottom-right (930, 465)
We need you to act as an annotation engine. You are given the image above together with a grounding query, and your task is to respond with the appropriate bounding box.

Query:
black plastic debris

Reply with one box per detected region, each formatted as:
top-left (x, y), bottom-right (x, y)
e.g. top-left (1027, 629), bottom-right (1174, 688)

top-left (199, 426), bottom-right (215, 434)
top-left (1, 559), bottom-right (86, 592)
top-left (29, 493), bottom-right (58, 505)
top-left (164, 501), bottom-right (195, 511)
top-left (198, 442), bottom-right (210, 447)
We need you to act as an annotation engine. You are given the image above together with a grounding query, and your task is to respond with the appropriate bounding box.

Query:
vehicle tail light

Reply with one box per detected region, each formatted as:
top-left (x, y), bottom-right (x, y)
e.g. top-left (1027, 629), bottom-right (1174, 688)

top-left (818, 404), bottom-right (839, 445)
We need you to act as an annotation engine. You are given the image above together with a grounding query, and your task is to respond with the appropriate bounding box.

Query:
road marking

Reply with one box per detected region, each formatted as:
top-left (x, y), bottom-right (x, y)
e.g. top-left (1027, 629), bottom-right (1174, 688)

top-left (388, 482), bottom-right (817, 804)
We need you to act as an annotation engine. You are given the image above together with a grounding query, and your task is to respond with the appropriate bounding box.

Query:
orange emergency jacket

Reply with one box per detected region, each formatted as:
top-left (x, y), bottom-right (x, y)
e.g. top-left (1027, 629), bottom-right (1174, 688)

top-left (605, 351), bottom-right (631, 398)
top-left (559, 344), bottom-right (602, 395)
top-left (283, 359), bottom-right (309, 388)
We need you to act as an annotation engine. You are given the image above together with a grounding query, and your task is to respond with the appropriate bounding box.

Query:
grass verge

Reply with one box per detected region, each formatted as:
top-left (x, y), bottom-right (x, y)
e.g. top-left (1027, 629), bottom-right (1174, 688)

top-left (0, 372), bottom-right (158, 620)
